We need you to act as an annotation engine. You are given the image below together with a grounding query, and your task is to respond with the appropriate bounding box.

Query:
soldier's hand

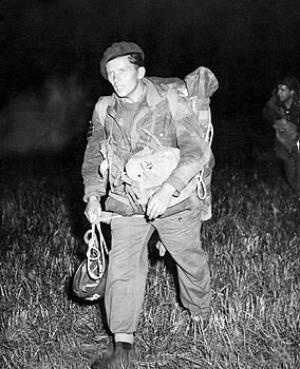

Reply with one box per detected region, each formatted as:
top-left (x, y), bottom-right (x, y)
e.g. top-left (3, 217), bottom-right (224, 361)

top-left (146, 183), bottom-right (175, 220)
top-left (84, 196), bottom-right (102, 224)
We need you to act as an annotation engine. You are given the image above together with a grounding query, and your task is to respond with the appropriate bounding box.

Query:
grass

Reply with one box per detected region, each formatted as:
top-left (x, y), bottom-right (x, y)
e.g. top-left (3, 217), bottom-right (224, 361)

top-left (0, 145), bottom-right (300, 368)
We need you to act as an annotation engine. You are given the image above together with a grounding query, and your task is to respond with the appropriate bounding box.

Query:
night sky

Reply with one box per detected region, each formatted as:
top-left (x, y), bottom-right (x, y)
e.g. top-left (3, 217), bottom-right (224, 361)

top-left (1, 0), bottom-right (300, 154)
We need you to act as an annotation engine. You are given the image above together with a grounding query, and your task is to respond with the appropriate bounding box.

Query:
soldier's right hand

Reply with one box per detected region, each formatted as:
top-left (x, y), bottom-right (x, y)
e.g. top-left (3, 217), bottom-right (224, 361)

top-left (84, 196), bottom-right (102, 224)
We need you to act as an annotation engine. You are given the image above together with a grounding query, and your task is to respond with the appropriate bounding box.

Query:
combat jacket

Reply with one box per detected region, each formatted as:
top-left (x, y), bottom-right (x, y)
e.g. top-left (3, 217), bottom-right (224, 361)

top-left (81, 78), bottom-right (211, 215)
top-left (263, 90), bottom-right (300, 126)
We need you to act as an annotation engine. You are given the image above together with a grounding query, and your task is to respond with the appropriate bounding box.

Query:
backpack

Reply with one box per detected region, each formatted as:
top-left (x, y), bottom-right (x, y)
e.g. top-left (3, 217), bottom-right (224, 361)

top-left (143, 66), bottom-right (218, 220)
top-left (184, 66), bottom-right (218, 220)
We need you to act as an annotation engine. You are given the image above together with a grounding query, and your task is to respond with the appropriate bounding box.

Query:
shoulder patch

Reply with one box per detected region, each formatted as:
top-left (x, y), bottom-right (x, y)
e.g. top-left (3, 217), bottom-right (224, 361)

top-left (87, 120), bottom-right (94, 137)
top-left (95, 96), bottom-right (113, 123)
top-left (87, 95), bottom-right (112, 138)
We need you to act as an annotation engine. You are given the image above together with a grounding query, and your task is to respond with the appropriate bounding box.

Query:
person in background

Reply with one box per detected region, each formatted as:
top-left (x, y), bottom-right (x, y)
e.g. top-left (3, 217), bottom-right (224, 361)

top-left (81, 41), bottom-right (212, 369)
top-left (263, 75), bottom-right (300, 195)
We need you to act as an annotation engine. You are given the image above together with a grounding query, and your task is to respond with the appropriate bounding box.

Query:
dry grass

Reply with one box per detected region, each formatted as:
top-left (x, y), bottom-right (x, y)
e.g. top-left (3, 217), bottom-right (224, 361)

top-left (1, 151), bottom-right (300, 368)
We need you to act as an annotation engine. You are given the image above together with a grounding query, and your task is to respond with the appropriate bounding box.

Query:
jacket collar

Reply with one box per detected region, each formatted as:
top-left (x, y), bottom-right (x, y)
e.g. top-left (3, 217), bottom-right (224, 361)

top-left (107, 78), bottom-right (164, 116)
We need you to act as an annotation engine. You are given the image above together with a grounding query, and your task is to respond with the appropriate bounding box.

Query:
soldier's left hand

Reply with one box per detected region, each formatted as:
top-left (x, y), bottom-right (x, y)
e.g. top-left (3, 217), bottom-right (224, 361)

top-left (146, 183), bottom-right (175, 220)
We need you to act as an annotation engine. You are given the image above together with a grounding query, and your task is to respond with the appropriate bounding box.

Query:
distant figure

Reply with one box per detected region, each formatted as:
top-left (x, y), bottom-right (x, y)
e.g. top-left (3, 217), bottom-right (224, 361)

top-left (81, 41), bottom-right (213, 369)
top-left (263, 75), bottom-right (300, 195)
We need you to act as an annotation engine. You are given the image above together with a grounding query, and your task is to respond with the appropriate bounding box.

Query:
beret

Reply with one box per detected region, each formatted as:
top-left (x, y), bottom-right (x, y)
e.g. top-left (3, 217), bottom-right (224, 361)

top-left (100, 42), bottom-right (144, 79)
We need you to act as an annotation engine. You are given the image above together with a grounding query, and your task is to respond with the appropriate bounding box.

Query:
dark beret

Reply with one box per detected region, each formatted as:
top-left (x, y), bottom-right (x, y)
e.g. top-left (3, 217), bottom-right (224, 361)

top-left (100, 42), bottom-right (144, 79)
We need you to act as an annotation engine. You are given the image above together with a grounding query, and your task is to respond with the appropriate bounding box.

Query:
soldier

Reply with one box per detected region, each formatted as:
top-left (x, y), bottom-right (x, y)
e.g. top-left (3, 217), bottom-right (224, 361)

top-left (82, 41), bottom-right (212, 368)
top-left (263, 75), bottom-right (300, 194)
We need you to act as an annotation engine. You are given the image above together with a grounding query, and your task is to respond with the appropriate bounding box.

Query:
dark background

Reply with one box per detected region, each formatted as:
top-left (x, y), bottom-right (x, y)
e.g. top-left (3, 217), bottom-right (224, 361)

top-left (1, 0), bottom-right (300, 159)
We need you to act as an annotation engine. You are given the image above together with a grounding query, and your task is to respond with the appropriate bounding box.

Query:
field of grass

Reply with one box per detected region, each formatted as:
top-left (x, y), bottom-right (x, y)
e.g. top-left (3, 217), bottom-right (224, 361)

top-left (1, 146), bottom-right (300, 368)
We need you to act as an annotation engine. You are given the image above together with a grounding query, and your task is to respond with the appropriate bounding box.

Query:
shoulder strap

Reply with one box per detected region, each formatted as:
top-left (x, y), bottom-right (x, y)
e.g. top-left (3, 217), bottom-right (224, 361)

top-left (88, 95), bottom-right (112, 137)
top-left (166, 87), bottom-right (179, 118)
top-left (96, 95), bottom-right (113, 124)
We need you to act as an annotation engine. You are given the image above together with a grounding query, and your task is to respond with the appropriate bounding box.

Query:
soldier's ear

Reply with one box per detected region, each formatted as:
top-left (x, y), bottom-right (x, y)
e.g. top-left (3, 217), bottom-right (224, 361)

top-left (138, 66), bottom-right (146, 80)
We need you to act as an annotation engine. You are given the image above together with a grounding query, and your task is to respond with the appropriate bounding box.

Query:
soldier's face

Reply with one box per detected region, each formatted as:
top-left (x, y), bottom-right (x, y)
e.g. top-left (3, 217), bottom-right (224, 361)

top-left (106, 56), bottom-right (144, 98)
top-left (277, 84), bottom-right (294, 103)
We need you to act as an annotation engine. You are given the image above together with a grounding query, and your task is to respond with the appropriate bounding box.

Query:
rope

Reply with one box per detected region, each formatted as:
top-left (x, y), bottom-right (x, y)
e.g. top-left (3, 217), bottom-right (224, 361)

top-left (84, 222), bottom-right (109, 280)
top-left (84, 213), bottom-right (144, 280)
top-left (196, 107), bottom-right (213, 200)
top-left (141, 128), bottom-right (162, 148)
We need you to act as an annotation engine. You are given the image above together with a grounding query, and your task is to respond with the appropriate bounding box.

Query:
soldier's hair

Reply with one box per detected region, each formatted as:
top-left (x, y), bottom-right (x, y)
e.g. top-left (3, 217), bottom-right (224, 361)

top-left (128, 53), bottom-right (144, 68)
top-left (277, 75), bottom-right (299, 93)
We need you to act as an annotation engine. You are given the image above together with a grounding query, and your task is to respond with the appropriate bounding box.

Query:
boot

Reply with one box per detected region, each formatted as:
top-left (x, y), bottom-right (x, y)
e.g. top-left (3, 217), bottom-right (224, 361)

top-left (191, 313), bottom-right (210, 330)
top-left (91, 342), bottom-right (132, 369)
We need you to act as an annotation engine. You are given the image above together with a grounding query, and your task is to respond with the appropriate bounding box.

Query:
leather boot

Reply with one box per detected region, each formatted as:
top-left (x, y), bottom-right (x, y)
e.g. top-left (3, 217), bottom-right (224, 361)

top-left (90, 342), bottom-right (132, 369)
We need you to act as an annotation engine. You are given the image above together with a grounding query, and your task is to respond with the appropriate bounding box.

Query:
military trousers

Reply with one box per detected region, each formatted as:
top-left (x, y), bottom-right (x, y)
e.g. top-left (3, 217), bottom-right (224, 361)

top-left (275, 138), bottom-right (300, 193)
top-left (104, 205), bottom-right (211, 335)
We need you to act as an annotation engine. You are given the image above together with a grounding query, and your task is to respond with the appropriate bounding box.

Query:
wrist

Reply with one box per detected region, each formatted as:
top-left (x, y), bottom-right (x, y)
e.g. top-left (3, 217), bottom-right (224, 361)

top-left (88, 195), bottom-right (99, 202)
top-left (161, 182), bottom-right (176, 196)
